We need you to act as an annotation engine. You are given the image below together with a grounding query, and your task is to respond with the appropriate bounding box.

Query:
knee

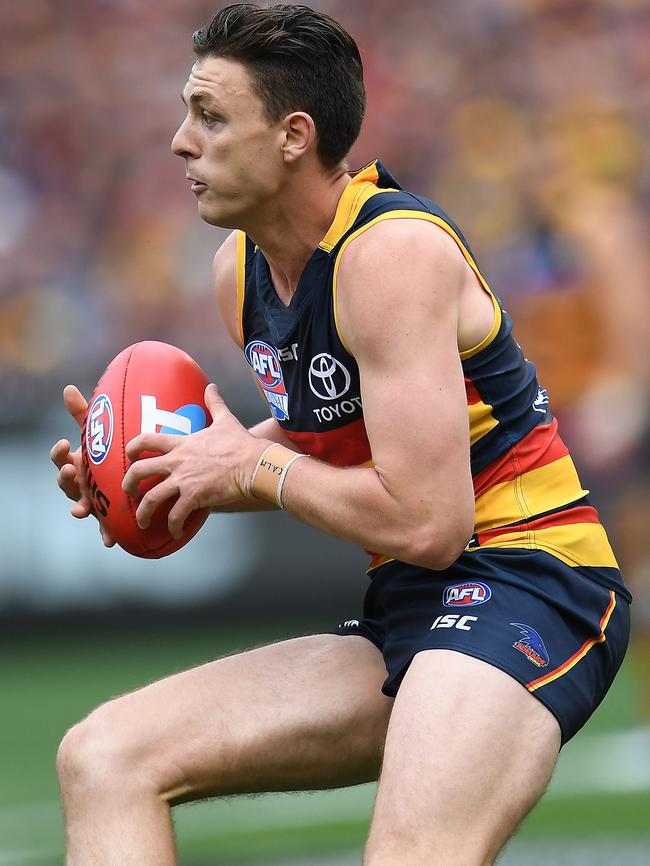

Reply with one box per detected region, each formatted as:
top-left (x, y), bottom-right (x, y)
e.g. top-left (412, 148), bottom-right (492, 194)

top-left (56, 699), bottom-right (167, 798)
top-left (57, 702), bottom-right (126, 793)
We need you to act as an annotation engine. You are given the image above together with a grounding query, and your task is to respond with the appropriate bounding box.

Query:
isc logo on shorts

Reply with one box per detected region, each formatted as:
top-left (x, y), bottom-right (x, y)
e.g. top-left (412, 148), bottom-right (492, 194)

top-left (430, 614), bottom-right (478, 632)
top-left (86, 394), bottom-right (113, 465)
top-left (443, 582), bottom-right (491, 607)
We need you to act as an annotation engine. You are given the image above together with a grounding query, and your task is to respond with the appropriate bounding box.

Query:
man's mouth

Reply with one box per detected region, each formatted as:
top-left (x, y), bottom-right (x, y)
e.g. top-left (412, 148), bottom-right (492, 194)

top-left (187, 175), bottom-right (208, 193)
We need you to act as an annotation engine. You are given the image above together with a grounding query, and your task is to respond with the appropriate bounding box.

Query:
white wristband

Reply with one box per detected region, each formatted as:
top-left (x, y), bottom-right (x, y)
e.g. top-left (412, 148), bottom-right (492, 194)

top-left (276, 453), bottom-right (309, 508)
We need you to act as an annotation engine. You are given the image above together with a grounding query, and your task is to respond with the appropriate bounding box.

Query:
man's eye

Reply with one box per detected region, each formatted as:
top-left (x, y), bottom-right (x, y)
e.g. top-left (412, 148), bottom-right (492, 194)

top-left (202, 111), bottom-right (220, 126)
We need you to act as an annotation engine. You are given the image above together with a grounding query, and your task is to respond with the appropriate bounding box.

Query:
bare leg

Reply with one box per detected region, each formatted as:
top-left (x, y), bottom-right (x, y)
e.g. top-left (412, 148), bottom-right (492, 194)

top-left (57, 634), bottom-right (392, 865)
top-left (363, 650), bottom-right (561, 866)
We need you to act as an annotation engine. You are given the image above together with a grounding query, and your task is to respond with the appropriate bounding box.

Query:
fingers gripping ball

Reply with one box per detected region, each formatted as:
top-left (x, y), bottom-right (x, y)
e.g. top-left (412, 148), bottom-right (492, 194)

top-left (81, 341), bottom-right (211, 558)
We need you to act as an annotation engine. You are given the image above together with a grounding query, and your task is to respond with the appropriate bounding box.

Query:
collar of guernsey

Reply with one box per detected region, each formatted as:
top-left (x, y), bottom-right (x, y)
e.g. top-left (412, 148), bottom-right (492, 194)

top-left (237, 159), bottom-right (625, 589)
top-left (318, 159), bottom-right (399, 252)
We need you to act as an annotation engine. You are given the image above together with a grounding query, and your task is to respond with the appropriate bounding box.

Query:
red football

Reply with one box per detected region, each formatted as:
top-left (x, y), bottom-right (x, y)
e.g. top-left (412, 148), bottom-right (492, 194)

top-left (81, 341), bottom-right (211, 558)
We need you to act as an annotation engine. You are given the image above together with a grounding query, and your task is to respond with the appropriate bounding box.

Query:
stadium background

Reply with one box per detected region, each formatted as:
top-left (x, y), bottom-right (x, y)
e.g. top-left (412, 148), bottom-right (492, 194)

top-left (1, 0), bottom-right (649, 863)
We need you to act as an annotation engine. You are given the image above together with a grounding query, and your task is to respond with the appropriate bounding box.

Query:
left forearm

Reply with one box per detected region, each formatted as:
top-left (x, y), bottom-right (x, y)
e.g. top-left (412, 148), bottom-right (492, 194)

top-left (267, 455), bottom-right (469, 570)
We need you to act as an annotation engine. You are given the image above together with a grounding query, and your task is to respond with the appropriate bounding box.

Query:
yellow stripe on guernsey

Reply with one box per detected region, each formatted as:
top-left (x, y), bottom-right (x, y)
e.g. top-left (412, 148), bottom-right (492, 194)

top-left (235, 230), bottom-right (247, 346)
top-left (332, 210), bottom-right (502, 356)
top-left (469, 400), bottom-right (499, 445)
top-left (476, 522), bottom-right (619, 570)
top-left (474, 455), bottom-right (588, 532)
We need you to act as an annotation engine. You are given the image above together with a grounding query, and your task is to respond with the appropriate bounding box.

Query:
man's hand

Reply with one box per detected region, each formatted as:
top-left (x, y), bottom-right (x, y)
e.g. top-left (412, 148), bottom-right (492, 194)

top-left (50, 385), bottom-right (116, 548)
top-left (122, 384), bottom-right (271, 539)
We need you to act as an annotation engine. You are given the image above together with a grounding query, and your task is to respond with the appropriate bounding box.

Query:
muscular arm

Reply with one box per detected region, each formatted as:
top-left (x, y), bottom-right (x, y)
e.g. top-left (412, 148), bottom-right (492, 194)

top-left (277, 220), bottom-right (475, 569)
top-left (125, 222), bottom-right (475, 563)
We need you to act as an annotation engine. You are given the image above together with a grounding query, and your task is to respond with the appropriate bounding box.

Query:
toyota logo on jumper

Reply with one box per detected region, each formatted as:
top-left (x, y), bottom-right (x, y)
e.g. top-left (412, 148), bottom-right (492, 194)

top-left (308, 353), bottom-right (351, 401)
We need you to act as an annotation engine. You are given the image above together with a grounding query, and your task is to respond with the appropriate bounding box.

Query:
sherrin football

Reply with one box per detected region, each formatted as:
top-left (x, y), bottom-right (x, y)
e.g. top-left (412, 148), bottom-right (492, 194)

top-left (81, 341), bottom-right (211, 558)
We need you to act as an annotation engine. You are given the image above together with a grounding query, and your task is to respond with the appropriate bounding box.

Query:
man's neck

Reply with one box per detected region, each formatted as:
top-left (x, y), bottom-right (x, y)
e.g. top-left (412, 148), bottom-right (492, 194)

top-left (245, 166), bottom-right (350, 305)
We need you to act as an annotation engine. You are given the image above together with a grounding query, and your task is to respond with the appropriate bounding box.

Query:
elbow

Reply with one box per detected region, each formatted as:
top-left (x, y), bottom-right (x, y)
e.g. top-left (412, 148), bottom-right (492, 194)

top-left (409, 537), bottom-right (468, 572)
top-left (402, 511), bottom-right (475, 572)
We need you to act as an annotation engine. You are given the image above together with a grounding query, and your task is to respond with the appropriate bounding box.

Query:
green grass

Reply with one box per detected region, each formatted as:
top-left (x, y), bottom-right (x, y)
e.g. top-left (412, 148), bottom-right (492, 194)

top-left (3, 624), bottom-right (289, 806)
top-left (178, 817), bottom-right (369, 863)
top-left (2, 623), bottom-right (647, 864)
top-left (520, 790), bottom-right (650, 837)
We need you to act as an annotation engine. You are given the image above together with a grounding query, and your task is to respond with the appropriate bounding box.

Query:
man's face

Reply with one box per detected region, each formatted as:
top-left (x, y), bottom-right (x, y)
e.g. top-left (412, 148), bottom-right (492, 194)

top-left (172, 56), bottom-right (286, 228)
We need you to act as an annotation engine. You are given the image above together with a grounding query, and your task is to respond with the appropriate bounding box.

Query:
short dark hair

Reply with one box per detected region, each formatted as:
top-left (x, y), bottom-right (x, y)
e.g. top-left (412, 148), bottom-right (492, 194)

top-left (192, 4), bottom-right (366, 169)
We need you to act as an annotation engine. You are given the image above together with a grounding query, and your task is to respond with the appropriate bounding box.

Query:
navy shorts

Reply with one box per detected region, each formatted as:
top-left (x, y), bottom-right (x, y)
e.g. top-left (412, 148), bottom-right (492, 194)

top-left (330, 549), bottom-right (631, 745)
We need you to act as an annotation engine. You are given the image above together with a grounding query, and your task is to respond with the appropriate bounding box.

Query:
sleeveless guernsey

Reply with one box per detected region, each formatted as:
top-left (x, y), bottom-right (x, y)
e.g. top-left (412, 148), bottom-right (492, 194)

top-left (236, 160), bottom-right (627, 597)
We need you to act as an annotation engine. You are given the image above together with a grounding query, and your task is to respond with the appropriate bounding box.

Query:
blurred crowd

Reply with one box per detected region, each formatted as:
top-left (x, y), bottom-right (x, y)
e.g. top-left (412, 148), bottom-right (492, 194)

top-left (2, 0), bottom-right (650, 663)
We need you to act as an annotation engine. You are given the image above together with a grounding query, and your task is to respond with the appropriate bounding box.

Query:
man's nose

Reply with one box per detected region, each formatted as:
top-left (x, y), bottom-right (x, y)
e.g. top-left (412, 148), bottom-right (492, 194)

top-left (171, 116), bottom-right (200, 159)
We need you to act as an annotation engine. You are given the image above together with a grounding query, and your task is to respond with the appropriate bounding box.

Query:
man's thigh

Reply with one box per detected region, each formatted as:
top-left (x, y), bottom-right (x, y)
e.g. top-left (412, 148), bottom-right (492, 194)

top-left (63, 634), bottom-right (393, 803)
top-left (364, 649), bottom-right (561, 866)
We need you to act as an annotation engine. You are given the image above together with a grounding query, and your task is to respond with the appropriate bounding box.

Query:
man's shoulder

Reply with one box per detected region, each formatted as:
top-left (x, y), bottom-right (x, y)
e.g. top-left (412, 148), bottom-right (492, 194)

top-left (336, 209), bottom-right (467, 274)
top-left (347, 185), bottom-right (475, 262)
top-left (212, 231), bottom-right (242, 348)
top-left (212, 230), bottom-right (239, 275)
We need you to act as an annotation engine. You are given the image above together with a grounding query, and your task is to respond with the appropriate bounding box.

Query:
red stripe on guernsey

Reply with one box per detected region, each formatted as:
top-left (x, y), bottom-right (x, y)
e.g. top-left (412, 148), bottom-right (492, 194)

top-left (476, 505), bottom-right (600, 545)
top-left (473, 418), bottom-right (568, 496)
top-left (526, 591), bottom-right (617, 692)
top-left (284, 419), bottom-right (372, 468)
top-left (465, 377), bottom-right (481, 405)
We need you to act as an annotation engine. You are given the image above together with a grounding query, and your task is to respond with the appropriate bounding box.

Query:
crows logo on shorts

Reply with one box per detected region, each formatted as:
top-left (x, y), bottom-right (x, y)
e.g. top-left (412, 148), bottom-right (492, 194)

top-left (443, 582), bottom-right (492, 607)
top-left (245, 340), bottom-right (289, 421)
top-left (510, 623), bottom-right (550, 668)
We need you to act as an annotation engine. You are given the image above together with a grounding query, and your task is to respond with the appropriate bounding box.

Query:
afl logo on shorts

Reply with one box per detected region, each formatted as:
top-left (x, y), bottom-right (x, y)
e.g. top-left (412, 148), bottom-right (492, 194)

top-left (443, 582), bottom-right (492, 607)
top-left (245, 340), bottom-right (289, 421)
top-left (86, 393), bottom-right (113, 465)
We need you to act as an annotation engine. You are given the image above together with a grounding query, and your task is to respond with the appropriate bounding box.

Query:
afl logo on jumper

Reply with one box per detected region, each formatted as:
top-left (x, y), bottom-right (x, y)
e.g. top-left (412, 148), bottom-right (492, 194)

top-left (308, 353), bottom-right (351, 401)
top-left (86, 394), bottom-right (113, 465)
top-left (443, 582), bottom-right (492, 607)
top-left (245, 340), bottom-right (289, 421)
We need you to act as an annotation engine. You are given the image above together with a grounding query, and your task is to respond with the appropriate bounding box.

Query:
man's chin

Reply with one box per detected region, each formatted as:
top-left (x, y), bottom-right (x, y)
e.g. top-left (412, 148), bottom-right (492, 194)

top-left (197, 199), bottom-right (240, 230)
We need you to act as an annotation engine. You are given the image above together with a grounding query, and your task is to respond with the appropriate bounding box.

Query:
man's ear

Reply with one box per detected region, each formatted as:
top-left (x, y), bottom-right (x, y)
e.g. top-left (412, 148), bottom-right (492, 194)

top-left (281, 111), bottom-right (317, 163)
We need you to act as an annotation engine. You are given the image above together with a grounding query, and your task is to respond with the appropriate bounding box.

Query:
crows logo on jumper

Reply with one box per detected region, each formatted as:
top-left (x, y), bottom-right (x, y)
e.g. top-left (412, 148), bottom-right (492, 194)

top-left (245, 340), bottom-right (289, 421)
top-left (86, 394), bottom-right (113, 465)
top-left (532, 387), bottom-right (550, 414)
top-left (443, 582), bottom-right (492, 607)
top-left (510, 623), bottom-right (550, 668)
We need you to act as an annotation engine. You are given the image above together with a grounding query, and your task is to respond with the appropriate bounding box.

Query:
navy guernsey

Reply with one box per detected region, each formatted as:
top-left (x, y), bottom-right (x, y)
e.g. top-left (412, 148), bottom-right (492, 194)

top-left (235, 159), bottom-right (625, 588)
